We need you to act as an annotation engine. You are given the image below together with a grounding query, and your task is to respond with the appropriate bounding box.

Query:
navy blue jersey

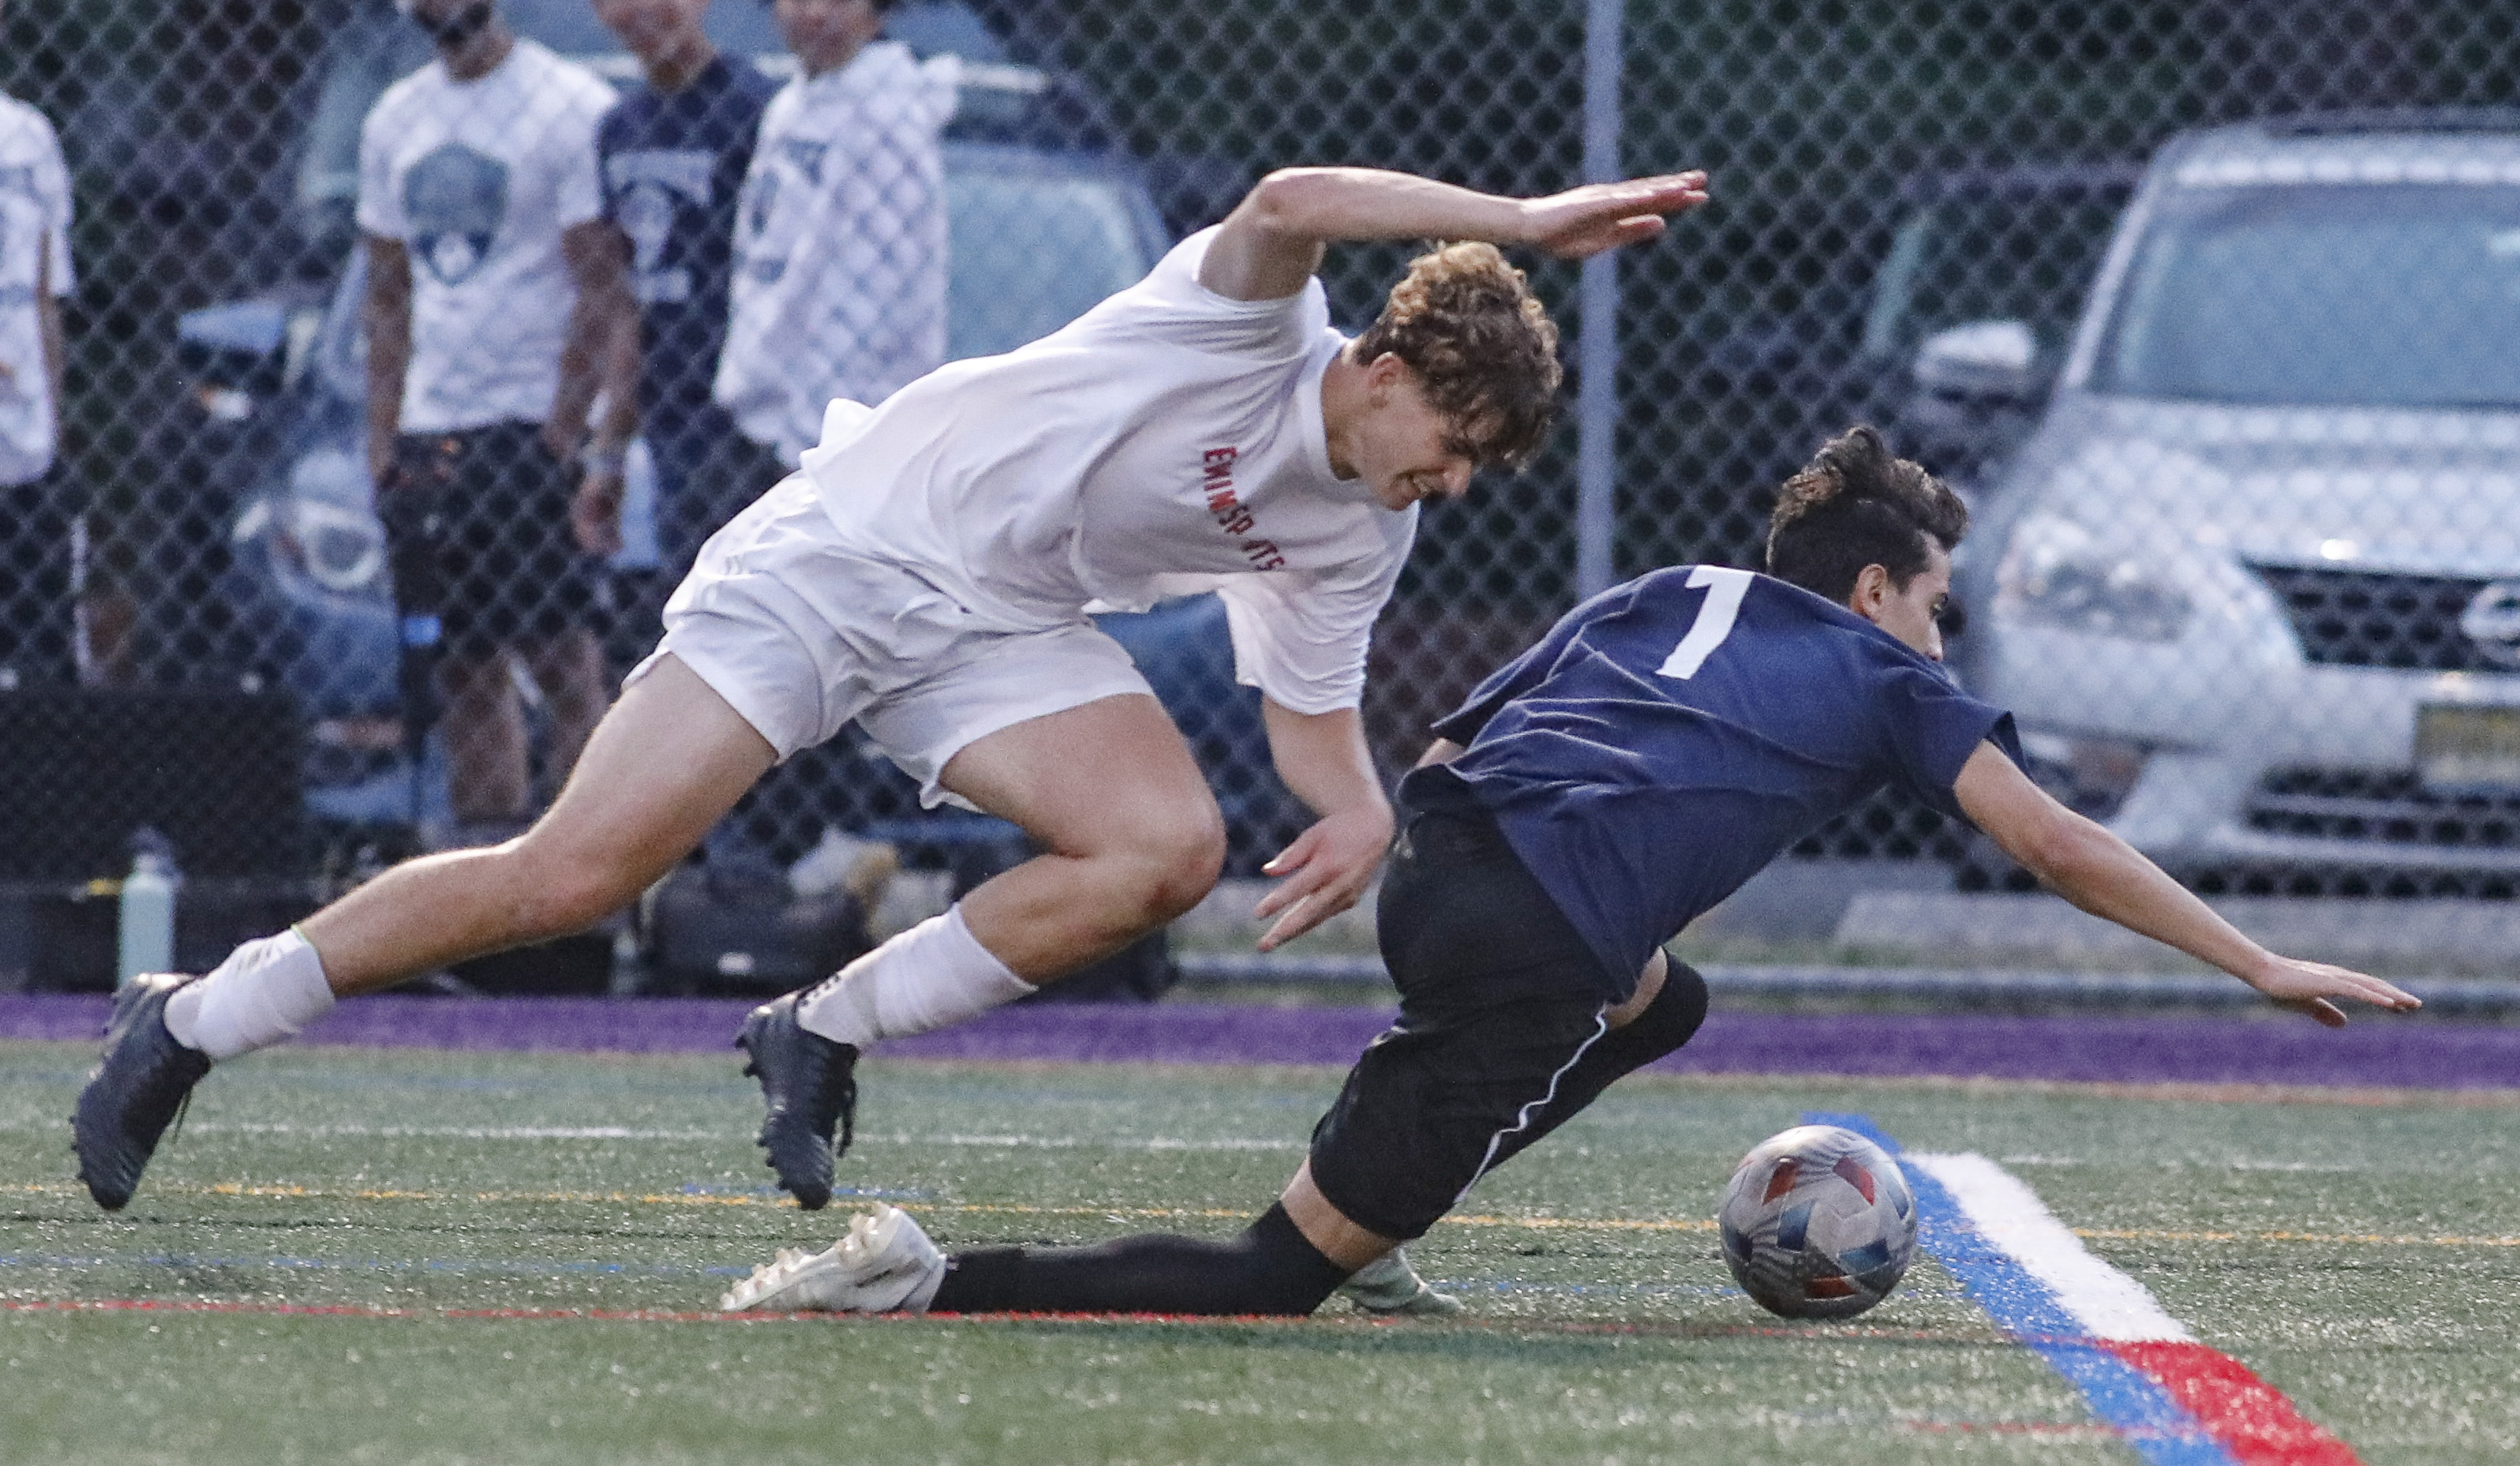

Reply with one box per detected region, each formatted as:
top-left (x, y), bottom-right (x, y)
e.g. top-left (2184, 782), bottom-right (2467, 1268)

top-left (1432, 566), bottom-right (2020, 995)
top-left (597, 56), bottom-right (778, 428)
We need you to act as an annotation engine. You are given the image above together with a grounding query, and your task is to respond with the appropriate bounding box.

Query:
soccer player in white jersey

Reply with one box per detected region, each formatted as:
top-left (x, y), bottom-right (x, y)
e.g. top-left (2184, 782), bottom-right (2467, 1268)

top-left (0, 68), bottom-right (73, 683)
top-left (74, 161), bottom-right (1711, 1224)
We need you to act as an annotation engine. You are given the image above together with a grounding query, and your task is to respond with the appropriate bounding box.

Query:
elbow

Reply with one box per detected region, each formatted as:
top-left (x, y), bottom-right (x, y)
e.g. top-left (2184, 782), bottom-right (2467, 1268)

top-left (2009, 811), bottom-right (2107, 892)
top-left (1241, 168), bottom-right (1335, 234)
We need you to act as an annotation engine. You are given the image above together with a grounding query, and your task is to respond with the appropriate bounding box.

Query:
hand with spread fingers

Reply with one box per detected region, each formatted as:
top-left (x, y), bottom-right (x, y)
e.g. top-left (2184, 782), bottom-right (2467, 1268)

top-left (1253, 804), bottom-right (1394, 952)
top-left (1518, 171), bottom-right (1711, 260)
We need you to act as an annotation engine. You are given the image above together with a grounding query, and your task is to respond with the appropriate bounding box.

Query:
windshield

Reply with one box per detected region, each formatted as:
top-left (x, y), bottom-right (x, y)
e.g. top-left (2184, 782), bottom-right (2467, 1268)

top-left (947, 163), bottom-right (1159, 358)
top-left (2091, 180), bottom-right (2520, 408)
top-left (1862, 184), bottom-right (2127, 362)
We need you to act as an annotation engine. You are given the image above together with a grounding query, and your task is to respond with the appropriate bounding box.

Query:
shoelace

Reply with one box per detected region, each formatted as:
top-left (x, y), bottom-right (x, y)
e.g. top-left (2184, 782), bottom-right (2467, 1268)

top-left (163, 1085), bottom-right (196, 1149)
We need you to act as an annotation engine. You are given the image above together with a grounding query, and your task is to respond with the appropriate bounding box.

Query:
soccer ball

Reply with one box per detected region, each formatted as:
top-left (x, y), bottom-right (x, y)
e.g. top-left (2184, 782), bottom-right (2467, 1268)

top-left (1717, 1124), bottom-right (1918, 1320)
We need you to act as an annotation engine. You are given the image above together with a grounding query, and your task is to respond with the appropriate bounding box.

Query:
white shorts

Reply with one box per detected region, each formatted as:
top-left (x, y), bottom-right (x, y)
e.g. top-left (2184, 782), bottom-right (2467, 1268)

top-left (626, 478), bottom-right (1152, 808)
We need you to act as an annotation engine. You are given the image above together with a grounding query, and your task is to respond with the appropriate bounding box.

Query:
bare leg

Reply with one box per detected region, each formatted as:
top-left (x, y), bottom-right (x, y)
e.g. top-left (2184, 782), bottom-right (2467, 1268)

top-left (518, 625), bottom-right (608, 796)
top-left (300, 654), bottom-right (774, 992)
top-left (1279, 1160), bottom-right (1401, 1271)
top-left (938, 693), bottom-right (1226, 982)
top-left (439, 647), bottom-right (527, 823)
top-left (751, 694), bottom-right (1225, 1206)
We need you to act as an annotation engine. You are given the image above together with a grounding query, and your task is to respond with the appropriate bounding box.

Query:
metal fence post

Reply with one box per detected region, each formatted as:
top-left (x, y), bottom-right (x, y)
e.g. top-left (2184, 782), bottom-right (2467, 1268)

top-left (1575, 0), bottom-right (1624, 598)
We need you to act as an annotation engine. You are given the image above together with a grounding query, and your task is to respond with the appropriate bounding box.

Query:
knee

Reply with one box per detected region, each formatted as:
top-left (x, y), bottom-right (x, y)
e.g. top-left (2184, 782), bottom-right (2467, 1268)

top-left (1077, 802), bottom-right (1225, 931)
top-left (1126, 803), bottom-right (1227, 924)
top-left (1628, 958), bottom-right (1710, 1053)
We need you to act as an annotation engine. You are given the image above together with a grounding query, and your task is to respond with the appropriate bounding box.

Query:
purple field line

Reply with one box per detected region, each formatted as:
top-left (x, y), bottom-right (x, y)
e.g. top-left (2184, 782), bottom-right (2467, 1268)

top-left (3, 993), bottom-right (2511, 1092)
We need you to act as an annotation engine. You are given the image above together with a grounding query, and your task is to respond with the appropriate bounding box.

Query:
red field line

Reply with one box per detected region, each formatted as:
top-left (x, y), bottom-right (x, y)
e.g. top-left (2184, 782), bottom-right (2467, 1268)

top-left (1, 1297), bottom-right (2009, 1343)
top-left (2107, 1340), bottom-right (2363, 1466)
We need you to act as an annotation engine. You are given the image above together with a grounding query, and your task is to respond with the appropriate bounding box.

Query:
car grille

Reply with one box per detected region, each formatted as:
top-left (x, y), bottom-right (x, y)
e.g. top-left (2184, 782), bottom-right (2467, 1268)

top-left (2246, 767), bottom-right (2520, 848)
top-left (2249, 562), bottom-right (2505, 672)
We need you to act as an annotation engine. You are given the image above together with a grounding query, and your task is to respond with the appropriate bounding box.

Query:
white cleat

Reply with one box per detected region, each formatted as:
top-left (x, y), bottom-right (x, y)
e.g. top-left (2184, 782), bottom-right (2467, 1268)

top-left (1339, 1247), bottom-right (1463, 1318)
top-left (719, 1203), bottom-right (946, 1314)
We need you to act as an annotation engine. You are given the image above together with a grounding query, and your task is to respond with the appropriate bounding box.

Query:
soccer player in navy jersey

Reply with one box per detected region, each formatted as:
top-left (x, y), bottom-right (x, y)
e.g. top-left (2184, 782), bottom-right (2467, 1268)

top-left (720, 424), bottom-right (2423, 1318)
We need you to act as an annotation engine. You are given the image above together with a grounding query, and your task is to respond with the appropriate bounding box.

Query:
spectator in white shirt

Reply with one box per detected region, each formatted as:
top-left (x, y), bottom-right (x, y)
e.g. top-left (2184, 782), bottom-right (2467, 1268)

top-left (0, 77), bottom-right (73, 684)
top-left (694, 0), bottom-right (955, 539)
top-left (358, 0), bottom-right (638, 838)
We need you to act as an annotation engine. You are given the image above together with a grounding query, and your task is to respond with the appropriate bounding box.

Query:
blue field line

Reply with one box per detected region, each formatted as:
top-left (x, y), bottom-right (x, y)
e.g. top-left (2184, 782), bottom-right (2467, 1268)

top-left (0, 1251), bottom-right (751, 1279)
top-left (1807, 1112), bottom-right (2237, 1466)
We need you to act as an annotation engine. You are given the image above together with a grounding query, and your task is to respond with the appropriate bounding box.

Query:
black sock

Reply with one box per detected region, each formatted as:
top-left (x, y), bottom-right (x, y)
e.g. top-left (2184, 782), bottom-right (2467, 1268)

top-left (1482, 958), bottom-right (1710, 1172)
top-left (929, 1202), bottom-right (1348, 1316)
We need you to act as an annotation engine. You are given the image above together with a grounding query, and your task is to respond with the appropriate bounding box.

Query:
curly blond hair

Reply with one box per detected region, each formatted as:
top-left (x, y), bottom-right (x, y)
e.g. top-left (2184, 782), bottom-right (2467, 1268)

top-left (1350, 242), bottom-right (1563, 467)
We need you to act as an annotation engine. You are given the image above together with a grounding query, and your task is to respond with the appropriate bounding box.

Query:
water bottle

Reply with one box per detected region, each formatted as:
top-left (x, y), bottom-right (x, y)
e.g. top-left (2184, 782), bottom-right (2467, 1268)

top-left (116, 828), bottom-right (179, 988)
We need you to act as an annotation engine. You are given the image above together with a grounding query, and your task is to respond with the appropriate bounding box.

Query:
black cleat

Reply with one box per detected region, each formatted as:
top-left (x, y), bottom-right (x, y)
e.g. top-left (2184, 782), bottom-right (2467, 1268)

top-left (736, 992), bottom-right (859, 1210)
top-left (73, 973), bottom-right (212, 1212)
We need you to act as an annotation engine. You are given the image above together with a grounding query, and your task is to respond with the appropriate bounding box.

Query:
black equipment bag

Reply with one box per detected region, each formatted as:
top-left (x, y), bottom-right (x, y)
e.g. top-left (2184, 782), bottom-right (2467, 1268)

top-left (642, 853), bottom-right (876, 994)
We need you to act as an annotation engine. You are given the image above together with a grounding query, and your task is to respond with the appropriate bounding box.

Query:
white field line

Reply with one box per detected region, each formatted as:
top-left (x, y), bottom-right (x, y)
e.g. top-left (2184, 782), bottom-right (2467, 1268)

top-left (18, 1120), bottom-right (1303, 1153)
top-left (1906, 1151), bottom-right (2192, 1344)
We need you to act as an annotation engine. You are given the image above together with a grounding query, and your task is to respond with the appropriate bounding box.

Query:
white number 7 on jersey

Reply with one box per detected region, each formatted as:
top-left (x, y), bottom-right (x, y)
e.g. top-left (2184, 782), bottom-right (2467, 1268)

top-left (1656, 566), bottom-right (1753, 680)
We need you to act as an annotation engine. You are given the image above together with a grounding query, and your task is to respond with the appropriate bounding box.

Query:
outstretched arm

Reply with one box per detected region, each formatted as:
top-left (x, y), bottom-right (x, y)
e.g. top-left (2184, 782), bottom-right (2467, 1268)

top-left (1953, 742), bottom-right (2420, 1026)
top-left (1197, 167), bottom-right (1710, 302)
top-left (1252, 701), bottom-right (1395, 951)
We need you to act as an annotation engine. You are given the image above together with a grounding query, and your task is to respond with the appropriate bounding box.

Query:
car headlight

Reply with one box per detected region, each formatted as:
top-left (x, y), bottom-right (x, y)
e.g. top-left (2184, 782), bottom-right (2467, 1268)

top-left (256, 447), bottom-right (387, 597)
top-left (1994, 512), bottom-right (2192, 642)
top-left (286, 497), bottom-right (387, 594)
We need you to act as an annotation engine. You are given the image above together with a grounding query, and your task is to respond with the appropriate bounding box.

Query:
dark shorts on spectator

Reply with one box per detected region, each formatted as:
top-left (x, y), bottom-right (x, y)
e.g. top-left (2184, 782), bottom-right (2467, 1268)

top-left (381, 422), bottom-right (602, 659)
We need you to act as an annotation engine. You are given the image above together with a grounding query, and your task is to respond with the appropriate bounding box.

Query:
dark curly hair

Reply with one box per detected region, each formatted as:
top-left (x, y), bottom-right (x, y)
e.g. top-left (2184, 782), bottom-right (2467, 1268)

top-left (1764, 426), bottom-right (1968, 601)
top-left (1349, 242), bottom-right (1563, 468)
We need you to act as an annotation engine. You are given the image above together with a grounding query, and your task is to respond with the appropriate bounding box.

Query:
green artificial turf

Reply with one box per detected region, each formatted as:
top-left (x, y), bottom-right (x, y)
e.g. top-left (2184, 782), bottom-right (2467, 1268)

top-left (4, 1040), bottom-right (2517, 1464)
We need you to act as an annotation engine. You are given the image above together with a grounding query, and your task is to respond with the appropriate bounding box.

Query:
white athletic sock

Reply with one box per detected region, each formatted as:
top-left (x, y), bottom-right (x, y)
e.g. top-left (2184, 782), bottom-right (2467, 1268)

top-left (794, 905), bottom-right (1035, 1049)
top-left (162, 928), bottom-right (337, 1061)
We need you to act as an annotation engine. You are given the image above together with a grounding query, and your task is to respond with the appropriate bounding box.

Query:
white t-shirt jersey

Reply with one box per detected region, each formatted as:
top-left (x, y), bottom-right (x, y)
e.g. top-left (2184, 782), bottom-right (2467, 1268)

top-left (0, 95), bottom-right (73, 486)
top-left (715, 41), bottom-right (957, 463)
top-left (799, 227), bottom-right (1417, 714)
top-left (356, 39), bottom-right (614, 433)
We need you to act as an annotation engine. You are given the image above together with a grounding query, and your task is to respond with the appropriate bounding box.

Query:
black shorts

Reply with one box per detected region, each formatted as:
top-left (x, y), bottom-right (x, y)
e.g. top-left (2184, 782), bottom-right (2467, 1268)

top-left (1307, 767), bottom-right (1624, 1242)
top-left (0, 468), bottom-right (77, 683)
top-left (381, 422), bottom-right (602, 658)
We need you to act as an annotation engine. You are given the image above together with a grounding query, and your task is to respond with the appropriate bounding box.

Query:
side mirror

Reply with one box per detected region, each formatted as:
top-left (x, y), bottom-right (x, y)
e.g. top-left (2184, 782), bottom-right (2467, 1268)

top-left (1912, 319), bottom-right (2042, 404)
top-left (176, 301), bottom-right (293, 418)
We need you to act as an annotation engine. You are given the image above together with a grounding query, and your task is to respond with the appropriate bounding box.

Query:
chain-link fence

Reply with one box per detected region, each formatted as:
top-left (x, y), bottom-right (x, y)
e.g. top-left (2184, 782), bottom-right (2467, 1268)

top-left (4, 1), bottom-right (2519, 984)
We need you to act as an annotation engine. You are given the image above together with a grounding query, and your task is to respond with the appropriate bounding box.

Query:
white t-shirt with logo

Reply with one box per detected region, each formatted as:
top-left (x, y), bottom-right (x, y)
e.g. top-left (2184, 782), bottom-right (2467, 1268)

top-left (0, 96), bottom-right (73, 486)
top-left (798, 227), bottom-right (1417, 714)
top-left (356, 39), bottom-right (614, 433)
top-left (715, 41), bottom-right (957, 463)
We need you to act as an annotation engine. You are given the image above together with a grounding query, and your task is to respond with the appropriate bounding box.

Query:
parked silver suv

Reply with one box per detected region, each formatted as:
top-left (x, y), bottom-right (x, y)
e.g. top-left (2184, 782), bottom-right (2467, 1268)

top-left (1953, 111), bottom-right (2520, 891)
